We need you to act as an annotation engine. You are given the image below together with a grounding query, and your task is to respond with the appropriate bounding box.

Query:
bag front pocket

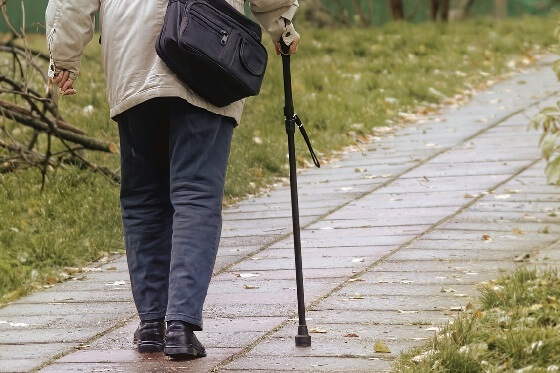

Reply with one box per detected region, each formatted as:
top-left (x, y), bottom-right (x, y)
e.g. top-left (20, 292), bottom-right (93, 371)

top-left (182, 6), bottom-right (232, 62)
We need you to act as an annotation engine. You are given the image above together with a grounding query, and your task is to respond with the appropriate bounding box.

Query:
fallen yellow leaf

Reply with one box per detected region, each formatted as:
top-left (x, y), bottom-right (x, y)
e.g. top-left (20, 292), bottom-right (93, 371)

top-left (350, 293), bottom-right (365, 300)
top-left (374, 341), bottom-right (391, 353)
top-left (310, 328), bottom-right (328, 334)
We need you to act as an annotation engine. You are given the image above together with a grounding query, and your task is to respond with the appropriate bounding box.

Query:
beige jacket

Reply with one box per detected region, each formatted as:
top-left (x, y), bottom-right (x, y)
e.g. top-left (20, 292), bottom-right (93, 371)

top-left (46, 0), bottom-right (299, 122)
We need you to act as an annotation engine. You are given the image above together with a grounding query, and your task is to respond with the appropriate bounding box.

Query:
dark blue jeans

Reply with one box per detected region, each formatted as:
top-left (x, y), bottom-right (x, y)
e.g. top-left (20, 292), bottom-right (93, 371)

top-left (117, 98), bottom-right (234, 330)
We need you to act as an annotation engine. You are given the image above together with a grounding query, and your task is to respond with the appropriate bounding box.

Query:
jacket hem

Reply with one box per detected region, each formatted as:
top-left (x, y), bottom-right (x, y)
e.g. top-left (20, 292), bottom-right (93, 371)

top-left (109, 87), bottom-right (243, 124)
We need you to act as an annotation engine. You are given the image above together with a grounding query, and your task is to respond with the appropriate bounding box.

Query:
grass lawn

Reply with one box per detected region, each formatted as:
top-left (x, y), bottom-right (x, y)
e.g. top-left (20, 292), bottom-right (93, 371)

top-left (0, 14), bottom-right (558, 301)
top-left (394, 268), bottom-right (560, 372)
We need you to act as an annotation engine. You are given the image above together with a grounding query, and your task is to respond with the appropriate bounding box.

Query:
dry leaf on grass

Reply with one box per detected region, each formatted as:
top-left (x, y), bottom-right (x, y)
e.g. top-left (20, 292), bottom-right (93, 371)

top-left (411, 350), bottom-right (435, 364)
top-left (459, 342), bottom-right (488, 356)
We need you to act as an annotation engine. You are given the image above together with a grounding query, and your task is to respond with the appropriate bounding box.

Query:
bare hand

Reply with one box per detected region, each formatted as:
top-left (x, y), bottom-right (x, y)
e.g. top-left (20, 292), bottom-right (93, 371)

top-left (50, 70), bottom-right (76, 95)
top-left (274, 35), bottom-right (300, 56)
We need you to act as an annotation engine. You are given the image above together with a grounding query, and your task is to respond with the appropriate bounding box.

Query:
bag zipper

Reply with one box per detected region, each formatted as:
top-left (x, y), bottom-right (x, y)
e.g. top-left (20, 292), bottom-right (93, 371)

top-left (187, 1), bottom-right (260, 41)
top-left (190, 8), bottom-right (229, 45)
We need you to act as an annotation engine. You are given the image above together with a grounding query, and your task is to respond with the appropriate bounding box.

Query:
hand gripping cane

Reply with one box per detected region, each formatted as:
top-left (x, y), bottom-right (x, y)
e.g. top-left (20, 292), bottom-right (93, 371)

top-left (281, 40), bottom-right (320, 347)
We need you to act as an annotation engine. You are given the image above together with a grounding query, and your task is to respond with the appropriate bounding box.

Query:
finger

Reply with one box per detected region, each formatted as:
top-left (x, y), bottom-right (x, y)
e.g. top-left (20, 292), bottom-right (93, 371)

top-left (62, 88), bottom-right (77, 96)
top-left (274, 41), bottom-right (281, 55)
top-left (61, 78), bottom-right (74, 92)
top-left (290, 43), bottom-right (298, 55)
top-left (57, 71), bottom-right (69, 89)
top-left (52, 73), bottom-right (63, 85)
top-left (290, 37), bottom-right (300, 55)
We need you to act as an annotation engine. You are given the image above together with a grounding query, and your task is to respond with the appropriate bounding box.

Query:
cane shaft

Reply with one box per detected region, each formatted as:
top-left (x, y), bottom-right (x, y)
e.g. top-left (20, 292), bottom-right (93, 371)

top-left (287, 130), bottom-right (307, 326)
top-left (282, 49), bottom-right (311, 347)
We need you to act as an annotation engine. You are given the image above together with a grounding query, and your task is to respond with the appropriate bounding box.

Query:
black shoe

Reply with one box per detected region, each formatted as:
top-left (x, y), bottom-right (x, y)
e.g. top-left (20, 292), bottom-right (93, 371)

top-left (164, 320), bottom-right (206, 360)
top-left (133, 319), bottom-right (165, 353)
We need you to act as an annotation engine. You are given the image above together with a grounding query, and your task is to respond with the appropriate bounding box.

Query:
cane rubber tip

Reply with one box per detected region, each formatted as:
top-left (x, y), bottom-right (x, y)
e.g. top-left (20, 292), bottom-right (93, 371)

top-left (295, 325), bottom-right (311, 347)
top-left (295, 334), bottom-right (311, 347)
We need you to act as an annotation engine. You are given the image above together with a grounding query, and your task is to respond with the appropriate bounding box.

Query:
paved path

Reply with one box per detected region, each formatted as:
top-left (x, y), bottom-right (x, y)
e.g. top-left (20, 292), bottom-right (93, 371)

top-left (1, 56), bottom-right (560, 373)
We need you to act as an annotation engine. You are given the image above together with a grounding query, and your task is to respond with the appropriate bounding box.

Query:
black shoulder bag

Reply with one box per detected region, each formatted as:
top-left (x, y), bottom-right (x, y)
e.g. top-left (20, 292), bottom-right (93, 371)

top-left (156, 0), bottom-right (268, 107)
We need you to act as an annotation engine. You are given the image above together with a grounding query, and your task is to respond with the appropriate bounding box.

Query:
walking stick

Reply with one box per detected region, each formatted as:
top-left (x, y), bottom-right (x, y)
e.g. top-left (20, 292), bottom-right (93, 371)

top-left (281, 40), bottom-right (320, 347)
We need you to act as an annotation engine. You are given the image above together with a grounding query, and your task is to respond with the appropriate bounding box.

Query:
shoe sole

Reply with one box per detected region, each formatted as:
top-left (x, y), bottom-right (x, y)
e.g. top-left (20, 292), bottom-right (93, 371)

top-left (137, 342), bottom-right (165, 353)
top-left (164, 345), bottom-right (206, 360)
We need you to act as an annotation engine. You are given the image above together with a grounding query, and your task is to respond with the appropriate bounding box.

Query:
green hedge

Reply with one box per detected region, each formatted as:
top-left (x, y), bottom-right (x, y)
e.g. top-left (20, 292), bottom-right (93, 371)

top-left (1, 0), bottom-right (49, 33)
top-left (1, 0), bottom-right (559, 33)
top-left (319, 0), bottom-right (558, 26)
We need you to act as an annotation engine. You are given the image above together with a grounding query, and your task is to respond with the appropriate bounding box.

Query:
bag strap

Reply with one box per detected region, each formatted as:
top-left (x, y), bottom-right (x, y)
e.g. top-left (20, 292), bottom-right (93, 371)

top-left (294, 115), bottom-right (320, 168)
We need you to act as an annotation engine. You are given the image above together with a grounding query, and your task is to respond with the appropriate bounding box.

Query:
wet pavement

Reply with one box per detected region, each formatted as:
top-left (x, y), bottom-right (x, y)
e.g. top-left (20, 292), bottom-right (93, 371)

top-left (1, 56), bottom-right (560, 372)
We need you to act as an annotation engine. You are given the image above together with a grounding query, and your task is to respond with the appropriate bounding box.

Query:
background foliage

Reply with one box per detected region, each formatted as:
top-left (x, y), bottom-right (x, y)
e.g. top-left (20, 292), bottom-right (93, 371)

top-left (2, 0), bottom-right (560, 32)
top-left (530, 17), bottom-right (560, 185)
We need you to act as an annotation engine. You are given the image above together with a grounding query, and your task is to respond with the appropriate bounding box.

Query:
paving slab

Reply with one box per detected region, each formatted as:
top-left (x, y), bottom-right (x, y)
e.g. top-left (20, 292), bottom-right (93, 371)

top-left (221, 355), bottom-right (394, 372)
top-left (41, 348), bottom-right (239, 373)
top-left (304, 309), bottom-right (451, 327)
top-left (0, 359), bottom-right (44, 373)
top-left (336, 282), bottom-right (478, 297)
top-left (373, 259), bottom-right (520, 273)
top-left (358, 270), bottom-right (497, 286)
top-left (247, 334), bottom-right (423, 360)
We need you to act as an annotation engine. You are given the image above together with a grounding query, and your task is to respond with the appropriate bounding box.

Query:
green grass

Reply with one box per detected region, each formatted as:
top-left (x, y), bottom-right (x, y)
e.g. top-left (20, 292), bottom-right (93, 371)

top-left (0, 14), bottom-right (558, 301)
top-left (394, 268), bottom-right (560, 372)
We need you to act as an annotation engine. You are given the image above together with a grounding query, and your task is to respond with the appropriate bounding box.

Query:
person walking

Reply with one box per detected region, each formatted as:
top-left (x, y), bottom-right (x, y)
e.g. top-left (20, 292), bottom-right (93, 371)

top-left (46, 0), bottom-right (300, 360)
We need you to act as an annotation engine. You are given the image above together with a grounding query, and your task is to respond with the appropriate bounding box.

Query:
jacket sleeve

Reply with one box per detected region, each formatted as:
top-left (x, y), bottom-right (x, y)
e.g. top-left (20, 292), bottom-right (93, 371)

top-left (45, 0), bottom-right (100, 80)
top-left (249, 0), bottom-right (299, 43)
